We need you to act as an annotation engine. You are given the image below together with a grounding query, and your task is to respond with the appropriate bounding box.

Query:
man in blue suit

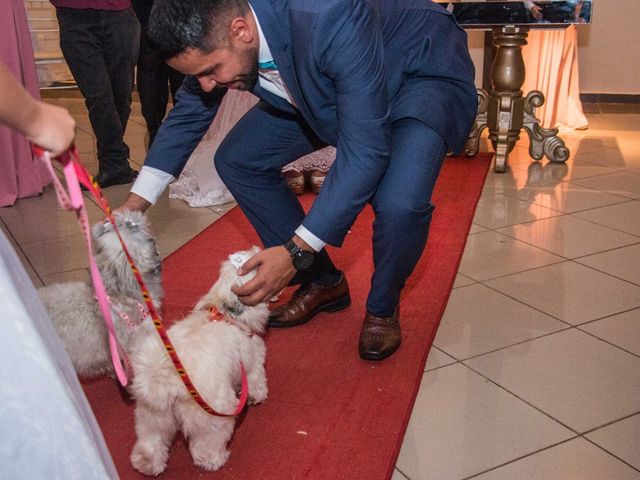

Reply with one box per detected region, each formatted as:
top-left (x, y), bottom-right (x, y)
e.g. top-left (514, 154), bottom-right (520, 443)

top-left (121, 0), bottom-right (477, 360)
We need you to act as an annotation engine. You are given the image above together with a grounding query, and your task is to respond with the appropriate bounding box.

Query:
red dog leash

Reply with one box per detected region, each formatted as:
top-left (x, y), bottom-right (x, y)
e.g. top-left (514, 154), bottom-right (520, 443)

top-left (33, 145), bottom-right (248, 417)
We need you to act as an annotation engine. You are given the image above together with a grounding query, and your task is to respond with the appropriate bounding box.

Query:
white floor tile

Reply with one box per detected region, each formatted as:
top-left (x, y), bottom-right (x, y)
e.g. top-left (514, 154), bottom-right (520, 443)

top-left (485, 262), bottom-right (640, 325)
top-left (465, 329), bottom-right (640, 433)
top-left (575, 243), bottom-right (640, 285)
top-left (571, 148), bottom-right (638, 170)
top-left (473, 438), bottom-right (640, 480)
top-left (458, 231), bottom-right (564, 281)
top-left (507, 181), bottom-right (628, 214)
top-left (573, 200), bottom-right (640, 237)
top-left (424, 346), bottom-right (458, 371)
top-left (391, 468), bottom-right (409, 480)
top-left (40, 268), bottom-right (91, 286)
top-left (152, 214), bottom-right (221, 258)
top-left (496, 215), bottom-right (638, 259)
top-left (396, 364), bottom-right (573, 480)
top-left (73, 128), bottom-right (97, 155)
top-left (435, 284), bottom-right (567, 359)
top-left (586, 414), bottom-right (640, 471)
top-left (0, 188), bottom-right (105, 244)
top-left (21, 233), bottom-right (93, 276)
top-left (481, 166), bottom-right (531, 193)
top-left (452, 273), bottom-right (476, 288)
top-left (573, 172), bottom-right (640, 199)
top-left (517, 160), bottom-right (620, 184)
top-left (468, 223), bottom-right (488, 234)
top-left (472, 190), bottom-right (561, 229)
top-left (580, 309), bottom-right (640, 356)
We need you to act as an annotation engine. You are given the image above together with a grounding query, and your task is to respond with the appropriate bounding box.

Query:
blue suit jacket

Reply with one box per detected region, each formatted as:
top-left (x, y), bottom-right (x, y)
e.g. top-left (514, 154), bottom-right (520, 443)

top-left (146, 0), bottom-right (477, 247)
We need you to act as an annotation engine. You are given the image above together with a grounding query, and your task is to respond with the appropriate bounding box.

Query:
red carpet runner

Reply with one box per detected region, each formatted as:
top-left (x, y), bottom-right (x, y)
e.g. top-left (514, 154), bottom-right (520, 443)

top-left (83, 154), bottom-right (491, 479)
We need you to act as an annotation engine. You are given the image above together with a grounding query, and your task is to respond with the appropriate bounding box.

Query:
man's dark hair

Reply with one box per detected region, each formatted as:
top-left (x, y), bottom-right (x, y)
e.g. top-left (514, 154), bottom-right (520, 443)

top-left (148, 0), bottom-right (249, 59)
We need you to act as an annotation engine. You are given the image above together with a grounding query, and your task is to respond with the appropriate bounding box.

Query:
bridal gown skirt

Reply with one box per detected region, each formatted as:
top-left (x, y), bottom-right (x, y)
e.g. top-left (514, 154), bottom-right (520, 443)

top-left (0, 229), bottom-right (117, 478)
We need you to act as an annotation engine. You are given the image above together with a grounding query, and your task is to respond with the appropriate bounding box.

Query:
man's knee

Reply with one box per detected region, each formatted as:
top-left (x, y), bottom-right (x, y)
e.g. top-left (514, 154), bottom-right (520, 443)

top-left (374, 197), bottom-right (435, 230)
top-left (213, 143), bottom-right (235, 181)
top-left (215, 135), bottom-right (289, 182)
top-left (214, 139), bottom-right (255, 182)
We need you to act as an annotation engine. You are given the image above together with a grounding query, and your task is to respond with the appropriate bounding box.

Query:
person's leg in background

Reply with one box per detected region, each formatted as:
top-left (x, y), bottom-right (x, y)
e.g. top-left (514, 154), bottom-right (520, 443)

top-left (136, 52), bottom-right (184, 147)
top-left (56, 8), bottom-right (139, 187)
top-left (136, 34), bottom-right (170, 147)
top-left (101, 8), bottom-right (140, 178)
top-left (167, 66), bottom-right (185, 103)
top-left (360, 118), bottom-right (448, 360)
top-left (132, 0), bottom-right (185, 148)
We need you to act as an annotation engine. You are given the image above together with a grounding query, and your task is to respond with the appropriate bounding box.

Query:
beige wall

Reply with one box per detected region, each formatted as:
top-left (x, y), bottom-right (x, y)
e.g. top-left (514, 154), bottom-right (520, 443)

top-left (577, 0), bottom-right (640, 94)
top-left (468, 30), bottom-right (486, 88)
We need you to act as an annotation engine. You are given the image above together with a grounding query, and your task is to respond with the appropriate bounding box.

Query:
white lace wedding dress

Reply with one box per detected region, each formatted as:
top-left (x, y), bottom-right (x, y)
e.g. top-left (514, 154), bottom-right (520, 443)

top-left (169, 90), bottom-right (336, 207)
top-left (169, 90), bottom-right (258, 207)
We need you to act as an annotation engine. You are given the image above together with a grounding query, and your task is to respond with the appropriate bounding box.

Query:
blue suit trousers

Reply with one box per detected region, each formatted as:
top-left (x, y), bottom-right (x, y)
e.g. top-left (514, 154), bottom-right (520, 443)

top-left (215, 102), bottom-right (447, 317)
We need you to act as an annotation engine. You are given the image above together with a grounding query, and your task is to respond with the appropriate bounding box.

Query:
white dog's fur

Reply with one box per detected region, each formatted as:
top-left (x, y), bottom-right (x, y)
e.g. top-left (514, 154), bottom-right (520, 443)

top-left (38, 210), bottom-right (163, 378)
top-left (128, 245), bottom-right (269, 475)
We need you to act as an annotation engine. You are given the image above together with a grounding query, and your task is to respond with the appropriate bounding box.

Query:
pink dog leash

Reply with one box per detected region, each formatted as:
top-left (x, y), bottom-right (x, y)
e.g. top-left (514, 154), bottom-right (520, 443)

top-left (33, 145), bottom-right (249, 416)
top-left (34, 145), bottom-right (132, 386)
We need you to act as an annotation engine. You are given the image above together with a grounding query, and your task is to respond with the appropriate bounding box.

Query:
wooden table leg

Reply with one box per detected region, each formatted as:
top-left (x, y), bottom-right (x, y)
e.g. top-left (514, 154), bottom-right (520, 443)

top-left (480, 26), bottom-right (569, 172)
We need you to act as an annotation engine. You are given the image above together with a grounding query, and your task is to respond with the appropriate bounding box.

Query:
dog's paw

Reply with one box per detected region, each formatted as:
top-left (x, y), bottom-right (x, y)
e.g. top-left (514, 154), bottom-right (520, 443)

top-left (130, 442), bottom-right (168, 476)
top-left (248, 388), bottom-right (268, 405)
top-left (191, 447), bottom-right (230, 472)
top-left (248, 381), bottom-right (268, 405)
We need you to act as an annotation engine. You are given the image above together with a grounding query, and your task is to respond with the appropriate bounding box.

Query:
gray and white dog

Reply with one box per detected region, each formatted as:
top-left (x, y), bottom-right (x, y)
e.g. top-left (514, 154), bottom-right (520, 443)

top-left (39, 210), bottom-right (163, 378)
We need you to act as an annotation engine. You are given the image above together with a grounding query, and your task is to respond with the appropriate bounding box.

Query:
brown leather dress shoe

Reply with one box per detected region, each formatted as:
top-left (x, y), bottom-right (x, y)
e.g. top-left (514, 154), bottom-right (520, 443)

top-left (358, 308), bottom-right (401, 361)
top-left (268, 273), bottom-right (351, 327)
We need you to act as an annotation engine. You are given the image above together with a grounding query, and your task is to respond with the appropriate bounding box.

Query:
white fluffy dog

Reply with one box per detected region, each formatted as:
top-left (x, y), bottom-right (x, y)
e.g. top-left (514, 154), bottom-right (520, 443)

top-left (129, 245), bottom-right (269, 475)
top-left (39, 210), bottom-right (163, 378)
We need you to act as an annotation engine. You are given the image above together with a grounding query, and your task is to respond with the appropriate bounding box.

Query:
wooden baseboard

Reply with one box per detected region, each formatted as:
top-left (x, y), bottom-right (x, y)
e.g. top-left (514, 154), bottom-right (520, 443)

top-left (581, 93), bottom-right (640, 104)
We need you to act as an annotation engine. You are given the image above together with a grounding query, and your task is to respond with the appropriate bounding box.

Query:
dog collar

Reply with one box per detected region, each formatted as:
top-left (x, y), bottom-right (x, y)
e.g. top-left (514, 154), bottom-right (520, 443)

top-left (207, 306), bottom-right (253, 336)
top-left (101, 295), bottom-right (149, 331)
top-left (208, 305), bottom-right (225, 321)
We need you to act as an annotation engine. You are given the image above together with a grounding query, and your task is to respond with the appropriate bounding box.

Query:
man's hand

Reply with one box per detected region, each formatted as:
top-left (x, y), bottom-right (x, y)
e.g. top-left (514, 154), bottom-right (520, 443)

top-left (116, 192), bottom-right (152, 214)
top-left (232, 246), bottom-right (296, 305)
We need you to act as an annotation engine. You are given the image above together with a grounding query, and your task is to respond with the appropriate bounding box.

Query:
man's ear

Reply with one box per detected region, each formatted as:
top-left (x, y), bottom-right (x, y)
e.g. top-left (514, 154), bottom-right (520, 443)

top-left (230, 15), bottom-right (255, 45)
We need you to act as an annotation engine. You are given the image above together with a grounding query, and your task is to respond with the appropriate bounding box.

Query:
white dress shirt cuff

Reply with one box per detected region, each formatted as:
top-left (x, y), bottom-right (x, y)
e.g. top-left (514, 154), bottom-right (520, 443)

top-left (523, 1), bottom-right (535, 10)
top-left (130, 166), bottom-right (175, 205)
top-left (295, 225), bottom-right (326, 252)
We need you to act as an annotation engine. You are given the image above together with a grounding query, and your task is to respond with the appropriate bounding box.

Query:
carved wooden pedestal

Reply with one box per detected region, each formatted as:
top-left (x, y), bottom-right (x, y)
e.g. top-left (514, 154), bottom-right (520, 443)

top-left (464, 26), bottom-right (570, 173)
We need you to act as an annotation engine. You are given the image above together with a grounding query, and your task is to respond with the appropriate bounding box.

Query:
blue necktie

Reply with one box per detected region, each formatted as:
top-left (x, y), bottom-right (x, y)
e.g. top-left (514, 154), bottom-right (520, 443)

top-left (258, 60), bottom-right (278, 70)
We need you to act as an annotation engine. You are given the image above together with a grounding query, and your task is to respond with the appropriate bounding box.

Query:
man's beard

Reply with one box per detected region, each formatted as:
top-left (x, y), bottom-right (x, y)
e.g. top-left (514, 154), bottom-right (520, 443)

top-left (235, 46), bottom-right (259, 91)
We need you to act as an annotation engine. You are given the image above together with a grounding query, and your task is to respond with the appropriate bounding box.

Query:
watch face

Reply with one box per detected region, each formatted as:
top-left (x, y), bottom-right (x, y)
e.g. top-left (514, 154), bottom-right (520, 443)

top-left (294, 250), bottom-right (314, 270)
